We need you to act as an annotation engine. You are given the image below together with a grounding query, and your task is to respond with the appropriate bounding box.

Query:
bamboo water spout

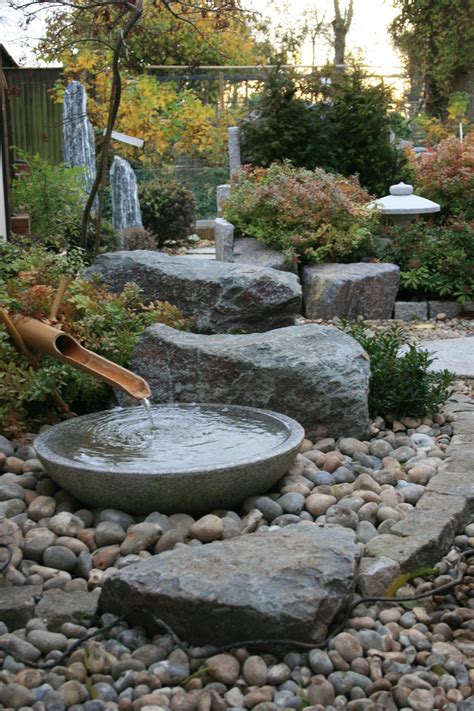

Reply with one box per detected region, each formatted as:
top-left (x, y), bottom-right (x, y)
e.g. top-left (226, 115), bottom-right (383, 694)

top-left (12, 315), bottom-right (151, 400)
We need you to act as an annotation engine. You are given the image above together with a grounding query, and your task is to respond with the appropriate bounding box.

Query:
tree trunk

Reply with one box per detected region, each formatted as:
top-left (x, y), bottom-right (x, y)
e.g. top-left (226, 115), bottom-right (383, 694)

top-left (332, 0), bottom-right (353, 67)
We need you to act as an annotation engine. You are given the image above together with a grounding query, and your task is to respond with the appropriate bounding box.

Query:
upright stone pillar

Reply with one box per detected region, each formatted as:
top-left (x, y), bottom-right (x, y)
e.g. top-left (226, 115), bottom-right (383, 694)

top-left (228, 126), bottom-right (241, 177)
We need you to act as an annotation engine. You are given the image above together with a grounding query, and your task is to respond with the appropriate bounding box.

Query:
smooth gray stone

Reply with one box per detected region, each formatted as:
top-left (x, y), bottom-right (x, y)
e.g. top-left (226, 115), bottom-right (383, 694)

top-left (302, 262), bottom-right (400, 320)
top-left (99, 524), bottom-right (359, 646)
top-left (0, 435), bottom-right (14, 457)
top-left (86, 251), bottom-right (302, 334)
top-left (133, 323), bottom-right (370, 439)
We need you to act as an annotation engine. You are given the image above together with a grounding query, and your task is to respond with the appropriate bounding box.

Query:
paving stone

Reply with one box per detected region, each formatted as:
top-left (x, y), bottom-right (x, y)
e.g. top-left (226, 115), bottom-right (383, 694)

top-left (364, 532), bottom-right (450, 571)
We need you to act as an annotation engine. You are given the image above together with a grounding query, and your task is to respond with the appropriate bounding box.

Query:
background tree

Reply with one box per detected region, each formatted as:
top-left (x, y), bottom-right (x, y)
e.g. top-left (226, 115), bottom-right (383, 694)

top-left (390, 0), bottom-right (474, 117)
top-left (302, 7), bottom-right (331, 67)
top-left (331, 0), bottom-right (353, 66)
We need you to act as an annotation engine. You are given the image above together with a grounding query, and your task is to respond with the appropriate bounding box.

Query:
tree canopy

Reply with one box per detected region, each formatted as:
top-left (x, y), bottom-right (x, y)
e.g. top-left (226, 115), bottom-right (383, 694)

top-left (390, 0), bottom-right (474, 116)
top-left (37, 0), bottom-right (264, 68)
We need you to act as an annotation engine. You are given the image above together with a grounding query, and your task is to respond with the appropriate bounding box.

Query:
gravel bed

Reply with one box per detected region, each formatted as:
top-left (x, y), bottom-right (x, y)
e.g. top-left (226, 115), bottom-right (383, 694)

top-left (0, 405), bottom-right (473, 709)
top-left (300, 315), bottom-right (474, 344)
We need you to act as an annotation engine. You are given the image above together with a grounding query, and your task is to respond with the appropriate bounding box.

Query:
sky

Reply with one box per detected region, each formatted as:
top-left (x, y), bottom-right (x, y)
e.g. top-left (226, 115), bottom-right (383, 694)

top-left (1, 0), bottom-right (402, 74)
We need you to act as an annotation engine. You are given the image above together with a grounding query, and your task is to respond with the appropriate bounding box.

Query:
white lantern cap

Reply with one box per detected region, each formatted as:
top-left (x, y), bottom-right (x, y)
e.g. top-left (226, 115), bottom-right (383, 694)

top-left (373, 183), bottom-right (440, 215)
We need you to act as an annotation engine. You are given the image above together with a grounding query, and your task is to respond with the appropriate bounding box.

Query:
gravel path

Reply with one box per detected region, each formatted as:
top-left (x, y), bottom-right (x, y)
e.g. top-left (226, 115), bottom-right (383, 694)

top-left (0, 400), bottom-right (473, 709)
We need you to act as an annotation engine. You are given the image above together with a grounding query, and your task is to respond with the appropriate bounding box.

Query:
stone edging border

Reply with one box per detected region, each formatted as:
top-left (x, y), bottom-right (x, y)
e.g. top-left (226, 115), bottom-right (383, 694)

top-left (357, 393), bottom-right (474, 596)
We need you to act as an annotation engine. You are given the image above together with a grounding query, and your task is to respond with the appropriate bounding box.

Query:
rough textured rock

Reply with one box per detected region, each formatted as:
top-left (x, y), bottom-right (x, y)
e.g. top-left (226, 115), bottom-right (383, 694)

top-left (86, 251), bottom-right (302, 333)
top-left (302, 262), bottom-right (400, 320)
top-left (233, 237), bottom-right (298, 273)
top-left (132, 323), bottom-right (370, 438)
top-left (35, 590), bottom-right (98, 631)
top-left (100, 524), bottom-right (359, 645)
top-left (0, 585), bottom-right (43, 630)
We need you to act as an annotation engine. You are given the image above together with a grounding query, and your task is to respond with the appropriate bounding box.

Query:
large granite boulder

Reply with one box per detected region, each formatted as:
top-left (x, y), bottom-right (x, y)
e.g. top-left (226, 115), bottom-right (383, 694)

top-left (86, 251), bottom-right (302, 333)
top-left (99, 523), bottom-right (359, 645)
top-left (302, 262), bottom-right (400, 320)
top-left (132, 323), bottom-right (370, 438)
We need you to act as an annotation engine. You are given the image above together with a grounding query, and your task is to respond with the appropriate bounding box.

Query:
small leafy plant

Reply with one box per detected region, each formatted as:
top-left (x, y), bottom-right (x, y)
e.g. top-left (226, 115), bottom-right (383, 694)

top-left (381, 219), bottom-right (474, 304)
top-left (0, 240), bottom-right (188, 433)
top-left (341, 321), bottom-right (455, 418)
top-left (224, 162), bottom-right (379, 264)
top-left (139, 178), bottom-right (196, 247)
top-left (12, 152), bottom-right (87, 247)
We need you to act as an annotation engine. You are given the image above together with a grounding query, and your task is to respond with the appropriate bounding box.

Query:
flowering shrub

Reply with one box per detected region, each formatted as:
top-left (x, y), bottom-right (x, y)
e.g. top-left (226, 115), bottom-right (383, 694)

top-left (223, 162), bottom-right (379, 264)
top-left (410, 134), bottom-right (474, 219)
top-left (381, 219), bottom-right (474, 304)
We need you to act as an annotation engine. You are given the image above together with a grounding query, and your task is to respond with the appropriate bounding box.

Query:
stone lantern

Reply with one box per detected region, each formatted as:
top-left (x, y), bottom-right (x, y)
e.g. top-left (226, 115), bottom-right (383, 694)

top-left (373, 182), bottom-right (440, 227)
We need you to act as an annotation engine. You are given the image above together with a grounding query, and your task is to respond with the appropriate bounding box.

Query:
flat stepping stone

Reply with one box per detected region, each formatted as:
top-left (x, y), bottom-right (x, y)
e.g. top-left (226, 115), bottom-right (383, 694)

top-left (417, 337), bottom-right (474, 379)
top-left (99, 523), bottom-right (359, 646)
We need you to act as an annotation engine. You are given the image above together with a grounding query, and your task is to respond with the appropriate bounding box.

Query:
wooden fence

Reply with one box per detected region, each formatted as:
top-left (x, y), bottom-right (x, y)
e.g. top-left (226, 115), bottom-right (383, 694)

top-left (4, 67), bottom-right (63, 163)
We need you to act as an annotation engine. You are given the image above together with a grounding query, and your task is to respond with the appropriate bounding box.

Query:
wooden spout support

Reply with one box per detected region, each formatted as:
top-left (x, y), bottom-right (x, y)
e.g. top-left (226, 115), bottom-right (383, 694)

top-left (12, 315), bottom-right (151, 400)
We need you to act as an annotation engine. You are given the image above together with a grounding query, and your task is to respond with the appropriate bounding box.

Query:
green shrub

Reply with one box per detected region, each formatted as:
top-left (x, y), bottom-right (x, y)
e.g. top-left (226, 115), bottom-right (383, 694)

top-left (240, 69), bottom-right (336, 173)
top-left (139, 179), bottom-right (196, 247)
top-left (341, 321), bottom-right (455, 418)
top-left (410, 134), bottom-right (474, 219)
top-left (12, 152), bottom-right (87, 247)
top-left (240, 66), bottom-right (409, 197)
top-left (121, 226), bottom-right (158, 250)
top-left (381, 219), bottom-right (474, 304)
top-left (223, 162), bottom-right (379, 264)
top-left (0, 240), bottom-right (188, 434)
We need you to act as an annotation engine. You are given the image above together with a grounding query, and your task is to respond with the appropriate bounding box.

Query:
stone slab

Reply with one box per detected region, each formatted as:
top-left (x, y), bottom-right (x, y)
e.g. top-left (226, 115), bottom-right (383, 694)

top-left (35, 590), bottom-right (98, 631)
top-left (394, 301), bottom-right (428, 321)
top-left (133, 323), bottom-right (370, 439)
top-left (0, 585), bottom-right (43, 630)
top-left (87, 251), bottom-right (302, 334)
top-left (99, 524), bottom-right (359, 645)
top-left (414, 492), bottom-right (473, 530)
top-left (302, 262), bottom-right (400, 320)
top-left (428, 301), bottom-right (462, 319)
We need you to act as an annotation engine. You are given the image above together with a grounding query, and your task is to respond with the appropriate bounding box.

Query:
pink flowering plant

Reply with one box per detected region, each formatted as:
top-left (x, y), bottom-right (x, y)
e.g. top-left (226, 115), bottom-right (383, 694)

top-left (223, 162), bottom-right (379, 264)
top-left (410, 134), bottom-right (474, 219)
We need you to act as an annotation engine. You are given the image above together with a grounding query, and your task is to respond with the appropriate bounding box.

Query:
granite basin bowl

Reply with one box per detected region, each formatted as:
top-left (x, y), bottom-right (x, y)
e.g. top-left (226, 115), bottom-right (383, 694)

top-left (34, 403), bottom-right (305, 515)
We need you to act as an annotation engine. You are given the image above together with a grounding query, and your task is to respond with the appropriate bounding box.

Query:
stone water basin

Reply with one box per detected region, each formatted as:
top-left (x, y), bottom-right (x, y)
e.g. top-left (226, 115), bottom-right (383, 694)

top-left (35, 403), bottom-right (305, 514)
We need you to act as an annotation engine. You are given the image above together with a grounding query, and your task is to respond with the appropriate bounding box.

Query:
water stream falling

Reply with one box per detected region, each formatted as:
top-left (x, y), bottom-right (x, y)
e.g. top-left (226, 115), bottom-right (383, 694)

top-left (141, 397), bottom-right (156, 430)
top-left (110, 156), bottom-right (142, 232)
top-left (62, 81), bottom-right (97, 197)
